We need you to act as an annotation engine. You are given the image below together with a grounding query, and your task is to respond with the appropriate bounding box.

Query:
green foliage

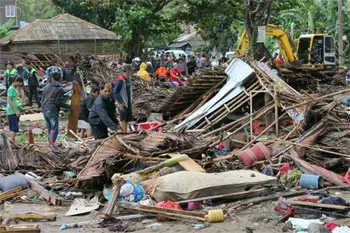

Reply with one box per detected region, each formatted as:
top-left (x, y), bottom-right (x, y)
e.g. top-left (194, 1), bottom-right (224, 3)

top-left (20, 0), bottom-right (59, 22)
top-left (271, 0), bottom-right (350, 64)
top-left (52, 0), bottom-right (178, 57)
top-left (0, 19), bottom-right (14, 38)
top-left (174, 0), bottom-right (244, 52)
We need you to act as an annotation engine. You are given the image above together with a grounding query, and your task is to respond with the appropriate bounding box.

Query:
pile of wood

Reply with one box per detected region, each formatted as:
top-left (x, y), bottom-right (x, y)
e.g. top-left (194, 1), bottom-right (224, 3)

top-left (132, 78), bottom-right (175, 120)
top-left (164, 67), bottom-right (228, 117)
top-left (169, 59), bottom-right (350, 187)
top-left (76, 131), bottom-right (207, 187)
top-left (0, 134), bottom-right (90, 172)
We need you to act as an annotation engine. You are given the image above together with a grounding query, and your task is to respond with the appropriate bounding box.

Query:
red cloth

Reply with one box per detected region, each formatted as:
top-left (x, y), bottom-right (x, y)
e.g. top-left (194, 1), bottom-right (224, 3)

top-left (323, 222), bottom-right (338, 231)
top-left (279, 163), bottom-right (292, 176)
top-left (116, 75), bottom-right (125, 81)
top-left (155, 200), bottom-right (183, 221)
top-left (169, 68), bottom-right (183, 83)
top-left (252, 120), bottom-right (265, 134)
top-left (345, 167), bottom-right (350, 184)
top-left (218, 142), bottom-right (225, 150)
top-left (298, 197), bottom-right (320, 202)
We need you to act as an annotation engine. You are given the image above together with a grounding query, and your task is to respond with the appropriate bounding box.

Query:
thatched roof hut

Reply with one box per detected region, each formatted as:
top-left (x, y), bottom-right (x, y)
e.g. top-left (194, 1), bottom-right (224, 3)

top-left (0, 14), bottom-right (120, 56)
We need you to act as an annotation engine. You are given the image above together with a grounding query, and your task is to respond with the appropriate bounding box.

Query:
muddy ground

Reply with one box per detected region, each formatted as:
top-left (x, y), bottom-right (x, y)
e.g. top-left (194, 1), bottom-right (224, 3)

top-left (7, 190), bottom-right (349, 233)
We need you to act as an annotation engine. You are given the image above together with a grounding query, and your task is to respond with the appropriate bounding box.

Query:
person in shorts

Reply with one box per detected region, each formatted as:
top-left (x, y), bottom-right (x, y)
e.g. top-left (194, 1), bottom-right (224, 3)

top-left (7, 76), bottom-right (24, 142)
top-left (114, 64), bottom-right (133, 133)
top-left (78, 86), bottom-right (99, 138)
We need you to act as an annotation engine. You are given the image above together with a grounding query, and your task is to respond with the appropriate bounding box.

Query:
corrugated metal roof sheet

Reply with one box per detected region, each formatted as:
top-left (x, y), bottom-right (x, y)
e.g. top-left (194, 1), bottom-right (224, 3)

top-left (168, 31), bottom-right (206, 49)
top-left (10, 14), bottom-right (119, 42)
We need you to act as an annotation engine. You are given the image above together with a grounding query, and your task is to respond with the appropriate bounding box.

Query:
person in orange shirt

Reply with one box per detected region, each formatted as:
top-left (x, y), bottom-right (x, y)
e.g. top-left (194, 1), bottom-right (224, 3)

top-left (155, 65), bottom-right (169, 82)
top-left (274, 54), bottom-right (283, 66)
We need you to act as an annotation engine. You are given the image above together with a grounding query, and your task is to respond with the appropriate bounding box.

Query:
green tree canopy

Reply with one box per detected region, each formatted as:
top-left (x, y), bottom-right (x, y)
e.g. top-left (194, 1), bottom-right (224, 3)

top-left (52, 0), bottom-right (178, 57)
top-left (20, 0), bottom-right (59, 22)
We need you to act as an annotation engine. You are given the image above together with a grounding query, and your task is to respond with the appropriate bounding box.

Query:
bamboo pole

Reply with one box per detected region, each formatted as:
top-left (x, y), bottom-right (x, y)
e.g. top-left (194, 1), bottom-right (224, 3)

top-left (250, 91), bottom-right (253, 140)
top-left (283, 89), bottom-right (350, 111)
top-left (274, 84), bottom-right (279, 137)
top-left (194, 81), bottom-right (261, 130)
top-left (208, 104), bottom-right (275, 147)
top-left (200, 84), bottom-right (263, 131)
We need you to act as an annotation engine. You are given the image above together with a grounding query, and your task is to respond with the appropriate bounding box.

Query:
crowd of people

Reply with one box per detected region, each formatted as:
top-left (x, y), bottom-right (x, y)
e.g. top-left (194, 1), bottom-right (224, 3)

top-left (111, 50), bottom-right (224, 86)
top-left (1, 50), bottom-right (235, 144)
top-left (1, 59), bottom-right (135, 144)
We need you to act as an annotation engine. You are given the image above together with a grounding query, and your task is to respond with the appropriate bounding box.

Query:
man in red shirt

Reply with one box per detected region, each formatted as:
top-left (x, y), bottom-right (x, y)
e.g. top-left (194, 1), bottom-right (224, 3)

top-left (169, 63), bottom-right (186, 86)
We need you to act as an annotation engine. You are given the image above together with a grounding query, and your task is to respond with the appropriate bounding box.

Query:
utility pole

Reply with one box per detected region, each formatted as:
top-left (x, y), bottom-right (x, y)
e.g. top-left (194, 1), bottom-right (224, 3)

top-left (338, 0), bottom-right (344, 67)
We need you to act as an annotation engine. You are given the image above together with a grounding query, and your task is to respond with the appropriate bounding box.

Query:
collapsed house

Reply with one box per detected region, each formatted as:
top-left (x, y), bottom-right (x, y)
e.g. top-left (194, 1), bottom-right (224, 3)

top-left (0, 58), bottom-right (350, 232)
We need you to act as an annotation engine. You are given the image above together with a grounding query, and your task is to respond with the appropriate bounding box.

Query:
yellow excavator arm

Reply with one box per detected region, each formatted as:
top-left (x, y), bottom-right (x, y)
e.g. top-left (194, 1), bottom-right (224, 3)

top-left (238, 24), bottom-right (297, 63)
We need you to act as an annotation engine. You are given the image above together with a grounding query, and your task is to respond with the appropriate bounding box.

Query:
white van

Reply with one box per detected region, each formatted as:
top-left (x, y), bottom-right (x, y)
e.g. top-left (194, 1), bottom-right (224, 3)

top-left (166, 50), bottom-right (187, 60)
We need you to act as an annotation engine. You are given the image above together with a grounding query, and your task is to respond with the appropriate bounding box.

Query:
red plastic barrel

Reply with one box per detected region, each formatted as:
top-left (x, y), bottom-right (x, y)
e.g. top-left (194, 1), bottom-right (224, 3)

top-left (238, 142), bottom-right (272, 166)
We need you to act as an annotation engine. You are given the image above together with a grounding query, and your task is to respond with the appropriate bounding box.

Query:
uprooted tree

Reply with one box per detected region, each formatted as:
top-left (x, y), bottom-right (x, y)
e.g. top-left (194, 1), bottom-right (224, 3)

top-left (242, 0), bottom-right (274, 60)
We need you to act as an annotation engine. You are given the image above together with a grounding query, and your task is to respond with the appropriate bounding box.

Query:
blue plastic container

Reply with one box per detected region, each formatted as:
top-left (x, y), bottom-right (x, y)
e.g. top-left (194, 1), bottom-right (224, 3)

top-left (300, 174), bottom-right (323, 189)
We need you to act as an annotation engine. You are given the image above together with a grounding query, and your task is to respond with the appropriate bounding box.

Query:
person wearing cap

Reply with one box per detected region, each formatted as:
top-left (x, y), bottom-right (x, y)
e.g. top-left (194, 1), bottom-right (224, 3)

top-left (136, 62), bottom-right (151, 81)
top-left (4, 61), bottom-right (17, 94)
top-left (114, 64), bottom-right (133, 133)
top-left (41, 67), bottom-right (71, 145)
top-left (78, 85), bottom-right (99, 138)
top-left (170, 63), bottom-right (186, 86)
top-left (45, 60), bottom-right (63, 83)
top-left (89, 83), bottom-right (118, 139)
top-left (62, 61), bottom-right (75, 82)
top-left (7, 76), bottom-right (24, 142)
top-left (25, 61), bottom-right (41, 108)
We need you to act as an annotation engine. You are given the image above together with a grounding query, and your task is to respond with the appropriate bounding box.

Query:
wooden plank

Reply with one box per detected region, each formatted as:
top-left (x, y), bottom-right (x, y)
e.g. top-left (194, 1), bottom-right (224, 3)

top-left (177, 188), bottom-right (269, 204)
top-left (169, 153), bottom-right (205, 172)
top-left (288, 200), bottom-right (350, 210)
top-left (123, 206), bottom-right (205, 222)
top-left (139, 204), bottom-right (205, 218)
top-left (0, 224), bottom-right (40, 233)
top-left (103, 179), bottom-right (123, 216)
top-left (0, 187), bottom-right (22, 199)
top-left (67, 81), bottom-right (82, 138)
top-left (0, 189), bottom-right (29, 202)
top-left (1, 213), bottom-right (56, 221)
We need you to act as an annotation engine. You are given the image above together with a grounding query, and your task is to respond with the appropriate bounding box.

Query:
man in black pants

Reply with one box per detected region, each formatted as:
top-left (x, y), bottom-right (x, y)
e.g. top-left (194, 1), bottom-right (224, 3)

top-left (25, 61), bottom-right (41, 108)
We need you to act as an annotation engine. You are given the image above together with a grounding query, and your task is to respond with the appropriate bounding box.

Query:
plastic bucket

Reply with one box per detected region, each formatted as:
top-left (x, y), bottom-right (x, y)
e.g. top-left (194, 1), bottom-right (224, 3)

top-left (238, 142), bottom-right (272, 166)
top-left (300, 174), bottom-right (323, 189)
